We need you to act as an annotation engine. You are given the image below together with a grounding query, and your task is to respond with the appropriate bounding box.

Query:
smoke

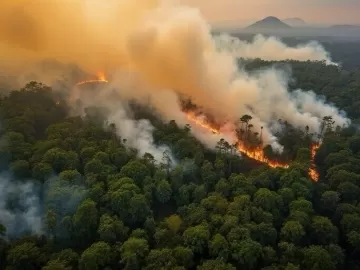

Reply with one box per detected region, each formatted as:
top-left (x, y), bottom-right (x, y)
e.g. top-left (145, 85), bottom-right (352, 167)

top-left (0, 171), bottom-right (87, 238)
top-left (0, 0), bottom-right (350, 151)
top-left (0, 172), bottom-right (43, 237)
top-left (107, 104), bottom-right (175, 163)
top-left (214, 34), bottom-right (335, 64)
top-left (70, 83), bottom-right (174, 163)
top-left (44, 176), bottom-right (86, 219)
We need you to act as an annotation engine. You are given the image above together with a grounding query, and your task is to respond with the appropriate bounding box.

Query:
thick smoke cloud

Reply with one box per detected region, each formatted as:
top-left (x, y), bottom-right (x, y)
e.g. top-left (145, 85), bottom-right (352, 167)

top-left (0, 0), bottom-right (350, 150)
top-left (214, 34), bottom-right (335, 64)
top-left (70, 84), bottom-right (175, 162)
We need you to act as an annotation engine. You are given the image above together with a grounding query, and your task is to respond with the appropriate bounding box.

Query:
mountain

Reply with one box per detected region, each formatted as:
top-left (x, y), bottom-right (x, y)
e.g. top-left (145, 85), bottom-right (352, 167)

top-left (283, 18), bottom-right (306, 27)
top-left (330, 24), bottom-right (360, 30)
top-left (245, 16), bottom-right (292, 30)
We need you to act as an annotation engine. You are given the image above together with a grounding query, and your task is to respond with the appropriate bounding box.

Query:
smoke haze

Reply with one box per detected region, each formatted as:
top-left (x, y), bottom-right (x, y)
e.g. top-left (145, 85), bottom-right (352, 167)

top-left (214, 34), bottom-right (335, 64)
top-left (0, 173), bottom-right (43, 237)
top-left (0, 0), bottom-right (350, 151)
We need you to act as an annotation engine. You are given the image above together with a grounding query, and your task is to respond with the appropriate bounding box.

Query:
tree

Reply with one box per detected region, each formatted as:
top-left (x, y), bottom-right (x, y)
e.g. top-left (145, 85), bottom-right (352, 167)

top-left (230, 239), bottom-right (262, 269)
top-left (183, 224), bottom-right (210, 254)
top-left (201, 193), bottom-right (228, 215)
top-left (47, 249), bottom-right (79, 270)
top-left (98, 214), bottom-right (129, 243)
top-left (0, 223), bottom-right (6, 236)
top-left (302, 246), bottom-right (336, 270)
top-left (197, 260), bottom-right (236, 270)
top-left (120, 160), bottom-right (150, 187)
top-left (253, 188), bottom-right (279, 212)
top-left (278, 242), bottom-right (300, 266)
top-left (155, 179), bottom-right (172, 203)
top-left (79, 242), bottom-right (111, 270)
top-left (341, 213), bottom-right (360, 234)
top-left (84, 158), bottom-right (104, 175)
top-left (42, 148), bottom-right (79, 173)
top-left (128, 194), bottom-right (151, 224)
top-left (32, 162), bottom-right (53, 182)
top-left (215, 178), bottom-right (230, 197)
top-left (73, 199), bottom-right (98, 243)
top-left (337, 181), bottom-right (360, 203)
top-left (209, 234), bottom-right (230, 260)
top-left (239, 114), bottom-right (253, 141)
top-left (253, 223), bottom-right (277, 246)
top-left (319, 191), bottom-right (340, 216)
top-left (310, 216), bottom-right (338, 245)
top-left (280, 221), bottom-right (305, 244)
top-left (59, 169), bottom-right (82, 184)
top-left (7, 242), bottom-right (42, 270)
top-left (120, 237), bottom-right (149, 269)
top-left (166, 215), bottom-right (182, 234)
top-left (173, 246), bottom-right (194, 269)
top-left (289, 198), bottom-right (314, 215)
top-left (145, 248), bottom-right (177, 270)
top-left (10, 160), bottom-right (30, 178)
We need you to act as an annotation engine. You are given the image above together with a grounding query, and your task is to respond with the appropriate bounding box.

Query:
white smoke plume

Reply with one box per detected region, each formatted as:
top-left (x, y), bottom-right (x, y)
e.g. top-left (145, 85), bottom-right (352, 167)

top-left (70, 83), bottom-right (174, 163)
top-left (0, 0), bottom-right (351, 152)
top-left (214, 34), bottom-right (336, 64)
top-left (0, 172), bottom-right (43, 237)
top-left (107, 104), bottom-right (174, 163)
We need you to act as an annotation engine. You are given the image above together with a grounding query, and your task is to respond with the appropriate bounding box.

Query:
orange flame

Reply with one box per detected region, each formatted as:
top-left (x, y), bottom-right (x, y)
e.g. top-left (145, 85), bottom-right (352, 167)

top-left (185, 112), bottom-right (289, 169)
top-left (237, 142), bottom-right (289, 168)
top-left (186, 112), bottom-right (220, 134)
top-left (76, 71), bottom-right (108, 86)
top-left (308, 143), bottom-right (320, 181)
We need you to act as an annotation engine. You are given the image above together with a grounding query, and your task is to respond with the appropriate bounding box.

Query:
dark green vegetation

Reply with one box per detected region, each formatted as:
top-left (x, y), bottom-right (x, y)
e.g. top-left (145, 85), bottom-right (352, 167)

top-left (1, 59), bottom-right (360, 270)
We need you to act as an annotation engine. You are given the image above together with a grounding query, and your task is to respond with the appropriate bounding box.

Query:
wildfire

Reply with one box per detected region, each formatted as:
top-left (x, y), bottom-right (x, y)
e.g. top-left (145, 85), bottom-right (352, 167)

top-left (76, 71), bottom-right (108, 86)
top-left (186, 112), bottom-right (220, 134)
top-left (237, 142), bottom-right (289, 168)
top-left (185, 112), bottom-right (289, 168)
top-left (308, 143), bottom-right (320, 181)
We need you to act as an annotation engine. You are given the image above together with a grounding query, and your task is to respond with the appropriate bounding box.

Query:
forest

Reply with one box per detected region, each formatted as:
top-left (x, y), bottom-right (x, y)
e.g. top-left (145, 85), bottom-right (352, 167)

top-left (1, 59), bottom-right (360, 270)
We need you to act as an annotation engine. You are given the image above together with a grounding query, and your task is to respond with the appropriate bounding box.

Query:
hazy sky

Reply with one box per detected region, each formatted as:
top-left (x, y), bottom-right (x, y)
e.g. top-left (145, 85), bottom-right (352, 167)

top-left (180, 0), bottom-right (360, 26)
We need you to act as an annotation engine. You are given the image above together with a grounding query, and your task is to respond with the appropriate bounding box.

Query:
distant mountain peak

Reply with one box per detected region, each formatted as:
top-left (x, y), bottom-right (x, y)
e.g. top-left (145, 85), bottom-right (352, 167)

top-left (283, 18), bottom-right (307, 27)
top-left (245, 16), bottom-right (291, 30)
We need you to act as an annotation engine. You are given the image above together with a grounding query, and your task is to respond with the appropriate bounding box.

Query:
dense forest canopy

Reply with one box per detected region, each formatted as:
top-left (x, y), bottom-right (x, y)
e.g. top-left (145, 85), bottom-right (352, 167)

top-left (2, 0), bottom-right (360, 268)
top-left (0, 56), bottom-right (360, 270)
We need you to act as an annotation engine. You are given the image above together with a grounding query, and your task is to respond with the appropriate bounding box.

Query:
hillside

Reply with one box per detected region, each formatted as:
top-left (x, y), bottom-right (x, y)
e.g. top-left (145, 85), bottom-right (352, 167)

top-left (330, 24), bottom-right (360, 30)
top-left (1, 59), bottom-right (360, 269)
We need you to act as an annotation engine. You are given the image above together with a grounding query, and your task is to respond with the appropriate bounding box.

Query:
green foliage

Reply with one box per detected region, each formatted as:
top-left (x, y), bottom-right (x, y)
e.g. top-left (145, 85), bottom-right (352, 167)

top-left (2, 58), bottom-right (360, 269)
top-left (183, 224), bottom-right (210, 253)
top-left (79, 242), bottom-right (111, 270)
top-left (120, 237), bottom-right (149, 269)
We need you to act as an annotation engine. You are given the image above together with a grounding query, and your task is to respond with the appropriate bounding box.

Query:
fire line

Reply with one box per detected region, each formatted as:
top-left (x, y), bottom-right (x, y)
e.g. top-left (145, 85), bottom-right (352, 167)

top-left (76, 71), bottom-right (108, 86)
top-left (185, 111), bottom-right (322, 180)
top-left (185, 112), bottom-right (289, 169)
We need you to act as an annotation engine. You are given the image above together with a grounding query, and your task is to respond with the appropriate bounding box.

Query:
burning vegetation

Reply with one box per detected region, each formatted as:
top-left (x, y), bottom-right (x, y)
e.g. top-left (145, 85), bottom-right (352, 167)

top-left (308, 143), bottom-right (320, 182)
top-left (70, 72), bottom-right (327, 181)
top-left (75, 71), bottom-right (108, 86)
top-left (182, 102), bottom-right (330, 181)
